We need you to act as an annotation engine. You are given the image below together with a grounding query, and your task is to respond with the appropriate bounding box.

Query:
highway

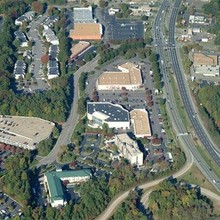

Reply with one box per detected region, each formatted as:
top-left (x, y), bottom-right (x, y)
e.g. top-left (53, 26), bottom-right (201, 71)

top-left (153, 0), bottom-right (220, 190)
top-left (168, 0), bottom-right (220, 164)
top-left (96, 1), bottom-right (220, 219)
top-left (37, 56), bottom-right (99, 167)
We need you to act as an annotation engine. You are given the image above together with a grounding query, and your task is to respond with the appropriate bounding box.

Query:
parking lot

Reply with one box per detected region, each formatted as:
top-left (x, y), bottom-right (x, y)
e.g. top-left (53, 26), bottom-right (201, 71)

top-left (80, 134), bottom-right (101, 159)
top-left (16, 14), bottom-right (51, 94)
top-left (27, 15), bottom-right (50, 92)
top-left (0, 192), bottom-right (21, 218)
top-left (95, 9), bottom-right (144, 42)
top-left (86, 57), bottom-right (164, 137)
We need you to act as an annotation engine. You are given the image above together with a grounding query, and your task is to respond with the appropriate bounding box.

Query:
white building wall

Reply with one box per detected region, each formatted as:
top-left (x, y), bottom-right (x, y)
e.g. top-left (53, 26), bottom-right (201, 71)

top-left (61, 176), bottom-right (90, 183)
top-left (128, 154), bottom-right (136, 165)
top-left (15, 20), bottom-right (23, 26)
top-left (137, 152), bottom-right (143, 166)
top-left (51, 39), bottom-right (59, 45)
top-left (106, 121), bottom-right (130, 130)
top-left (48, 74), bottom-right (59, 80)
top-left (87, 113), bottom-right (93, 121)
top-left (97, 84), bottom-right (141, 91)
top-left (51, 199), bottom-right (64, 207)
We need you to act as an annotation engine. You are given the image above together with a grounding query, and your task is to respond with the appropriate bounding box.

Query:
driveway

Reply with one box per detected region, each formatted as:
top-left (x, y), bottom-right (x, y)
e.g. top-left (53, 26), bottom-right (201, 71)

top-left (28, 15), bottom-right (50, 92)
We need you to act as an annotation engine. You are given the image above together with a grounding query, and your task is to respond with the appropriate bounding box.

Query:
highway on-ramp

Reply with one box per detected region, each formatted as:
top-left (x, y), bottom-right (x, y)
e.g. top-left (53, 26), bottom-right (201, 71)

top-left (154, 0), bottom-right (220, 190)
top-left (96, 0), bottom-right (220, 219)
top-left (95, 158), bottom-right (193, 220)
top-left (141, 186), bottom-right (220, 210)
top-left (37, 56), bottom-right (99, 167)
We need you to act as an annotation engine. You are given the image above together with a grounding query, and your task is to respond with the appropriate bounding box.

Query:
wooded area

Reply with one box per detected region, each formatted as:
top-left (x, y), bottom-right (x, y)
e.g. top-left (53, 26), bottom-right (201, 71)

top-left (149, 179), bottom-right (215, 220)
top-left (197, 85), bottom-right (220, 144)
top-left (0, 151), bottom-right (34, 206)
top-left (111, 190), bottom-right (147, 220)
top-left (203, 0), bottom-right (220, 45)
top-left (0, 0), bottom-right (71, 123)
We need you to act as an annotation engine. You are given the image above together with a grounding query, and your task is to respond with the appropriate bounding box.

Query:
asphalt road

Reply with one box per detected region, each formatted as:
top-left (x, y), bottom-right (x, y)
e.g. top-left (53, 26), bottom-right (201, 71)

top-left (28, 15), bottom-right (49, 91)
top-left (37, 56), bottom-right (99, 167)
top-left (153, 0), bottom-right (220, 190)
top-left (141, 186), bottom-right (220, 210)
top-left (168, 0), bottom-right (220, 164)
top-left (95, 155), bottom-right (194, 220)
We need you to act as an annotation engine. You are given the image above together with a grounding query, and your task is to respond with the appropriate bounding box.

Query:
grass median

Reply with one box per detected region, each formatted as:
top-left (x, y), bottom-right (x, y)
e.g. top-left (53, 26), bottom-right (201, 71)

top-left (169, 73), bottom-right (191, 130)
top-left (180, 164), bottom-right (220, 196)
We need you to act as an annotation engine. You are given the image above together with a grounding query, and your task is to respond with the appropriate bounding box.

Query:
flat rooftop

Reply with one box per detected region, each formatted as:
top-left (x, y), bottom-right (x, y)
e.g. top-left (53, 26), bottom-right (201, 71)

top-left (73, 6), bottom-right (95, 23)
top-left (116, 133), bottom-right (141, 156)
top-left (97, 62), bottom-right (142, 86)
top-left (71, 41), bottom-right (90, 59)
top-left (87, 102), bottom-right (130, 122)
top-left (0, 115), bottom-right (55, 149)
top-left (193, 53), bottom-right (218, 65)
top-left (194, 65), bottom-right (220, 76)
top-left (130, 109), bottom-right (151, 137)
top-left (70, 23), bottom-right (102, 41)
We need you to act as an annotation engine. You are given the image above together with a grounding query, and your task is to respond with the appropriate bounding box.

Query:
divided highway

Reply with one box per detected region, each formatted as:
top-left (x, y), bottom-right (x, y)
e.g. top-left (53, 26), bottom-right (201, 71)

top-left (154, 0), bottom-right (220, 190)
top-left (168, 0), bottom-right (220, 165)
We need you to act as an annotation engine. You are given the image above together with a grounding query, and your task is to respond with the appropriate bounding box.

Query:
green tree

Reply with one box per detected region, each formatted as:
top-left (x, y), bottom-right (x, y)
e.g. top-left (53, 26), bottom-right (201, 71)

top-left (99, 0), bottom-right (108, 8)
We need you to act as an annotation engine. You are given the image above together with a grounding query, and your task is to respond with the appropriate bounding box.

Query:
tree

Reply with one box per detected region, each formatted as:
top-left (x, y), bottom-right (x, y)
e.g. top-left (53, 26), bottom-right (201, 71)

top-left (77, 97), bottom-right (86, 115)
top-left (141, 15), bottom-right (148, 21)
top-left (31, 1), bottom-right (44, 14)
top-left (41, 54), bottom-right (49, 64)
top-left (99, 0), bottom-right (108, 8)
top-left (149, 179), bottom-right (214, 220)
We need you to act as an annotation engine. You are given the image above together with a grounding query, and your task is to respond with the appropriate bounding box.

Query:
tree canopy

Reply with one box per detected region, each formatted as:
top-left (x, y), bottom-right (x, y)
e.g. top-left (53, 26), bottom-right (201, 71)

top-left (149, 179), bottom-right (214, 220)
top-left (203, 0), bottom-right (220, 44)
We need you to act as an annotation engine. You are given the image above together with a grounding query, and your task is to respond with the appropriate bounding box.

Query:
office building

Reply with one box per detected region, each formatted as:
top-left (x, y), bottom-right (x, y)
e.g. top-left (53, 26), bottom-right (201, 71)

top-left (87, 102), bottom-right (130, 130)
top-left (44, 169), bottom-right (92, 207)
top-left (96, 62), bottom-right (143, 91)
top-left (115, 133), bottom-right (143, 166)
top-left (130, 109), bottom-right (151, 138)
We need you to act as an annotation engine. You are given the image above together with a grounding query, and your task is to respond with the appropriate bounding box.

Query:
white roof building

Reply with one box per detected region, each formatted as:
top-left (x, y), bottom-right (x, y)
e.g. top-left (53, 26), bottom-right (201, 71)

top-left (73, 6), bottom-right (96, 23)
top-left (193, 52), bottom-right (220, 77)
top-left (43, 28), bottom-right (59, 45)
top-left (189, 15), bottom-right (206, 24)
top-left (96, 62), bottom-right (143, 91)
top-left (115, 133), bottom-right (143, 166)
top-left (130, 109), bottom-right (151, 138)
top-left (15, 11), bottom-right (35, 26)
top-left (87, 102), bottom-right (130, 130)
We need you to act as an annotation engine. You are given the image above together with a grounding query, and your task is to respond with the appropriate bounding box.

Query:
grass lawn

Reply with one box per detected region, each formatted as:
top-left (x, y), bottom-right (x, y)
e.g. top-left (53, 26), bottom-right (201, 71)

top-left (212, 199), bottom-right (220, 215)
top-left (169, 74), bottom-right (191, 129)
top-left (97, 151), bottom-right (110, 163)
top-left (196, 145), bottom-right (220, 179)
top-left (180, 164), bottom-right (220, 215)
top-left (83, 148), bottom-right (94, 156)
top-left (180, 164), bottom-right (220, 196)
